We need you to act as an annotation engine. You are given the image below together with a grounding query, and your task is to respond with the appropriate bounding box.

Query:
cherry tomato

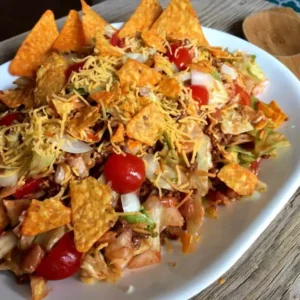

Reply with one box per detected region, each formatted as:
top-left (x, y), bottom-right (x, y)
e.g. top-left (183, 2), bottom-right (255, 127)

top-left (250, 157), bottom-right (262, 175)
top-left (12, 178), bottom-right (44, 199)
top-left (104, 153), bottom-right (146, 194)
top-left (0, 112), bottom-right (24, 126)
top-left (235, 84), bottom-right (251, 106)
top-left (65, 62), bottom-right (85, 81)
top-left (166, 43), bottom-right (193, 71)
top-left (110, 32), bottom-right (125, 48)
top-left (35, 231), bottom-right (82, 280)
top-left (188, 85), bottom-right (209, 106)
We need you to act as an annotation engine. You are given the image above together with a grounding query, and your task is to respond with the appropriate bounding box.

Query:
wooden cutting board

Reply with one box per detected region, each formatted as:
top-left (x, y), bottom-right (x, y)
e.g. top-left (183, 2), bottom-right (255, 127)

top-left (243, 7), bottom-right (300, 79)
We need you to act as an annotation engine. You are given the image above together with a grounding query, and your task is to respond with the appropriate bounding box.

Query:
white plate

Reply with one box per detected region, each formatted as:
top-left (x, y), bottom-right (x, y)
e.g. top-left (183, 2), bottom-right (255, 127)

top-left (1, 23), bottom-right (300, 300)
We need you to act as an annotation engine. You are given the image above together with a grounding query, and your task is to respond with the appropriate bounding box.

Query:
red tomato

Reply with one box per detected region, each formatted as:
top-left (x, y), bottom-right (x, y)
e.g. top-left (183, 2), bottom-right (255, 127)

top-left (35, 231), bottom-right (82, 280)
top-left (110, 32), bottom-right (125, 48)
top-left (250, 157), bottom-right (262, 175)
top-left (13, 178), bottom-right (44, 199)
top-left (166, 43), bottom-right (193, 71)
top-left (235, 84), bottom-right (251, 106)
top-left (188, 85), bottom-right (209, 107)
top-left (65, 62), bottom-right (85, 81)
top-left (0, 112), bottom-right (24, 126)
top-left (104, 153), bottom-right (146, 194)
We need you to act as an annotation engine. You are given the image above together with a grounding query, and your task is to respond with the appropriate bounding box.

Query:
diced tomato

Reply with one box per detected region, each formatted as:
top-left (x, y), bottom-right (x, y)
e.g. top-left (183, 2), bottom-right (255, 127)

top-left (12, 178), bottom-right (44, 199)
top-left (166, 43), bottom-right (193, 71)
top-left (235, 84), bottom-right (251, 106)
top-left (250, 157), bottom-right (263, 175)
top-left (110, 32), bottom-right (125, 48)
top-left (0, 112), bottom-right (24, 126)
top-left (35, 231), bottom-right (82, 280)
top-left (104, 153), bottom-right (146, 194)
top-left (207, 190), bottom-right (228, 204)
top-left (188, 85), bottom-right (209, 106)
top-left (65, 62), bottom-right (85, 81)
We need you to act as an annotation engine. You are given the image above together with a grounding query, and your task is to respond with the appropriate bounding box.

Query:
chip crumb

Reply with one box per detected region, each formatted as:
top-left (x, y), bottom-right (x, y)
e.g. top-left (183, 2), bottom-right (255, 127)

top-left (218, 277), bottom-right (225, 285)
top-left (126, 285), bottom-right (136, 294)
top-left (169, 261), bottom-right (177, 268)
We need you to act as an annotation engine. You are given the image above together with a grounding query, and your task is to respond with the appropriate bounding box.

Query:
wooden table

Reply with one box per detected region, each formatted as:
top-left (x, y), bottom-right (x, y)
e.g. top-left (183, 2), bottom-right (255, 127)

top-left (1, 1), bottom-right (300, 299)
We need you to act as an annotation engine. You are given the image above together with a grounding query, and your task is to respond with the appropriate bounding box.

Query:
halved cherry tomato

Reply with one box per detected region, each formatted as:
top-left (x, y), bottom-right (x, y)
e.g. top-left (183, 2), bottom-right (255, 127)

top-left (235, 84), bottom-right (251, 106)
top-left (65, 62), bottom-right (85, 81)
top-left (188, 85), bottom-right (209, 107)
top-left (110, 32), bottom-right (125, 48)
top-left (104, 153), bottom-right (146, 194)
top-left (250, 157), bottom-right (262, 175)
top-left (0, 112), bottom-right (24, 126)
top-left (166, 43), bottom-right (193, 71)
top-left (35, 231), bottom-right (82, 280)
top-left (12, 178), bottom-right (44, 199)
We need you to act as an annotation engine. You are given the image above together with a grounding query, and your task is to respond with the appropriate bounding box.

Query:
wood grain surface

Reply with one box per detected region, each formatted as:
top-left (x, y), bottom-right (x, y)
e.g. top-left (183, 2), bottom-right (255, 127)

top-left (1, 1), bottom-right (300, 300)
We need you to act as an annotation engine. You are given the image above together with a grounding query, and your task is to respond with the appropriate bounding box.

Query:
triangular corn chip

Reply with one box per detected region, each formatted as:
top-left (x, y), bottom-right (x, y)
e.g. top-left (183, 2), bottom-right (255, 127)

top-left (143, 0), bottom-right (208, 51)
top-left (95, 31), bottom-right (123, 57)
top-left (70, 177), bottom-right (117, 252)
top-left (157, 77), bottom-right (181, 98)
top-left (9, 10), bottom-right (59, 77)
top-left (52, 10), bottom-right (85, 52)
top-left (81, 0), bottom-right (114, 44)
top-left (118, 0), bottom-right (162, 38)
top-left (21, 198), bottom-right (71, 236)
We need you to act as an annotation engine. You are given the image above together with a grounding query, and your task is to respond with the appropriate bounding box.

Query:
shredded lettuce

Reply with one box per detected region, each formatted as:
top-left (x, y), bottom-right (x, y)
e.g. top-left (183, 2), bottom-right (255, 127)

top-left (251, 96), bottom-right (259, 110)
top-left (29, 151), bottom-right (55, 175)
top-left (221, 109), bottom-right (253, 134)
top-left (211, 70), bottom-right (221, 81)
top-left (227, 145), bottom-right (256, 166)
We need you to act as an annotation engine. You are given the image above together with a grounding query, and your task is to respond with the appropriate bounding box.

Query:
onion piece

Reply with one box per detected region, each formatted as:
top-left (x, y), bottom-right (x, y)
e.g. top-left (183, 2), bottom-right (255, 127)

top-left (104, 24), bottom-right (116, 38)
top-left (171, 62), bottom-right (179, 73)
top-left (60, 135), bottom-right (92, 154)
top-left (0, 170), bottom-right (18, 187)
top-left (121, 193), bottom-right (141, 213)
top-left (0, 231), bottom-right (17, 260)
top-left (191, 69), bottom-right (214, 87)
top-left (139, 87), bottom-right (150, 97)
top-left (176, 71), bottom-right (191, 82)
top-left (125, 53), bottom-right (148, 63)
top-left (220, 63), bottom-right (237, 80)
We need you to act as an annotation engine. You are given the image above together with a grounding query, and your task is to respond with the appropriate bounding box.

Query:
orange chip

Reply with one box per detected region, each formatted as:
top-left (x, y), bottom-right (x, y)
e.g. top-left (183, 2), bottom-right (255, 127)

top-left (30, 276), bottom-right (48, 300)
top-left (117, 58), bottom-right (162, 91)
top-left (35, 52), bottom-right (68, 107)
top-left (118, 0), bottom-right (162, 38)
top-left (70, 177), bottom-right (117, 252)
top-left (21, 198), bottom-right (71, 236)
top-left (142, 31), bottom-right (166, 53)
top-left (157, 77), bottom-right (181, 98)
top-left (0, 200), bottom-right (9, 233)
top-left (81, 0), bottom-right (113, 44)
top-left (145, 0), bottom-right (208, 51)
top-left (153, 54), bottom-right (174, 76)
top-left (9, 10), bottom-right (59, 77)
top-left (217, 163), bottom-right (258, 196)
top-left (0, 86), bottom-right (34, 109)
top-left (269, 100), bottom-right (288, 127)
top-left (52, 10), bottom-right (85, 52)
top-left (126, 103), bottom-right (165, 146)
top-left (189, 61), bottom-right (214, 73)
top-left (111, 123), bottom-right (125, 143)
top-left (95, 31), bottom-right (123, 57)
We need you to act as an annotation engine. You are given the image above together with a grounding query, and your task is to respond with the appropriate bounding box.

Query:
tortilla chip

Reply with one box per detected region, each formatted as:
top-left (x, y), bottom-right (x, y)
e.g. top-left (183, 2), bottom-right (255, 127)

top-left (52, 10), bottom-right (85, 52)
top-left (117, 58), bottom-right (162, 91)
top-left (67, 105), bottom-right (100, 133)
top-left (157, 77), bottom-right (181, 98)
top-left (111, 123), bottom-right (125, 143)
top-left (189, 61), bottom-right (214, 73)
top-left (153, 54), bottom-right (174, 76)
top-left (70, 177), bottom-right (117, 252)
top-left (30, 276), bottom-right (48, 300)
top-left (21, 198), bottom-right (71, 236)
top-left (0, 87), bottom-right (34, 109)
top-left (0, 200), bottom-right (9, 232)
top-left (81, 0), bottom-right (113, 44)
top-left (144, 0), bottom-right (208, 51)
top-left (9, 10), bottom-right (59, 77)
top-left (3, 199), bottom-right (31, 226)
top-left (35, 53), bottom-right (68, 107)
top-left (118, 0), bottom-right (162, 38)
top-left (142, 31), bottom-right (166, 53)
top-left (269, 100), bottom-right (288, 128)
top-left (51, 98), bottom-right (77, 118)
top-left (217, 163), bottom-right (258, 196)
top-left (91, 91), bottom-right (116, 107)
top-left (95, 31), bottom-right (123, 57)
top-left (126, 103), bottom-right (164, 146)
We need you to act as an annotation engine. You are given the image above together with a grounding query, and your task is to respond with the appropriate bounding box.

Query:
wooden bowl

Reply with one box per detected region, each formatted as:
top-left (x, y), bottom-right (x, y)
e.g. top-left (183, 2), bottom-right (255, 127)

top-left (243, 10), bottom-right (300, 79)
